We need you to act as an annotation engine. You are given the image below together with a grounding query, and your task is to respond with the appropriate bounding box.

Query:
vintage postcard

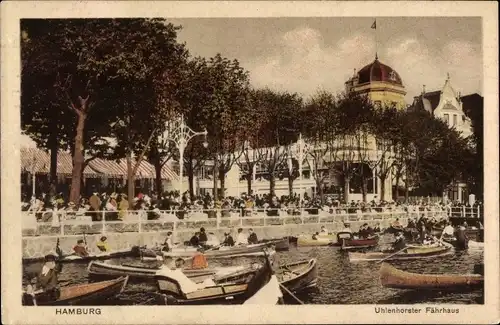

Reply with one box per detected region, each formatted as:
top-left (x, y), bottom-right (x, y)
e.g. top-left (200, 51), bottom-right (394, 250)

top-left (1, 1), bottom-right (499, 324)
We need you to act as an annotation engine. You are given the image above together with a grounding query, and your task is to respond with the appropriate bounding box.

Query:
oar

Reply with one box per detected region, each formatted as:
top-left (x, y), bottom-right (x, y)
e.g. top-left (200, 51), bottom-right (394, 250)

top-left (279, 283), bottom-right (304, 305)
top-left (376, 246), bottom-right (408, 264)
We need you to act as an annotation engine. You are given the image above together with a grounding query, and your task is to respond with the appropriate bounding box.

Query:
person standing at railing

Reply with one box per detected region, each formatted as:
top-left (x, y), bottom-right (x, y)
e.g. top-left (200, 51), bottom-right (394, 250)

top-left (118, 194), bottom-right (128, 221)
top-left (89, 192), bottom-right (102, 221)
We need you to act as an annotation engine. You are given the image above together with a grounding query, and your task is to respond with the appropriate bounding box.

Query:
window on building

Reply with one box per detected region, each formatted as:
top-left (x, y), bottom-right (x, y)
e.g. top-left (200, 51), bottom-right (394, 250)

top-left (444, 114), bottom-right (450, 126)
top-left (453, 114), bottom-right (457, 126)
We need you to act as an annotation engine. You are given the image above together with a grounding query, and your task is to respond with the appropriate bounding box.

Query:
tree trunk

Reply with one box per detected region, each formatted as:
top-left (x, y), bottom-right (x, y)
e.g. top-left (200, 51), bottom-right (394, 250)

top-left (361, 176), bottom-right (368, 203)
top-left (49, 133), bottom-right (58, 189)
top-left (380, 174), bottom-right (386, 201)
top-left (343, 177), bottom-right (350, 203)
top-left (154, 157), bottom-right (163, 195)
top-left (213, 157), bottom-right (218, 201)
top-left (69, 111), bottom-right (86, 204)
top-left (316, 178), bottom-right (324, 203)
top-left (219, 168), bottom-right (226, 198)
top-left (269, 173), bottom-right (276, 196)
top-left (127, 150), bottom-right (135, 207)
top-left (288, 176), bottom-right (294, 197)
top-left (246, 174), bottom-right (252, 195)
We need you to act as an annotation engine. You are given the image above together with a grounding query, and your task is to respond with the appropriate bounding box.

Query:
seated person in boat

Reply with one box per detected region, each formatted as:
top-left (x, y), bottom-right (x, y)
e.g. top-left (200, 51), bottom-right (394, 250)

top-left (440, 222), bottom-right (455, 241)
top-left (312, 232), bottom-right (320, 240)
top-left (392, 232), bottom-right (406, 251)
top-left (373, 222), bottom-right (381, 233)
top-left (391, 218), bottom-right (403, 230)
top-left (189, 232), bottom-right (200, 247)
top-left (157, 257), bottom-right (215, 294)
top-left (162, 231), bottom-right (174, 252)
top-left (358, 223), bottom-right (370, 238)
top-left (342, 223), bottom-right (352, 234)
top-left (235, 228), bottom-right (247, 246)
top-left (199, 227), bottom-right (208, 243)
top-left (222, 232), bottom-right (235, 246)
top-left (407, 218), bottom-right (417, 229)
top-left (26, 253), bottom-right (62, 303)
top-left (454, 225), bottom-right (469, 250)
top-left (422, 234), bottom-right (434, 245)
top-left (320, 226), bottom-right (329, 234)
top-left (191, 252), bottom-right (209, 269)
top-left (96, 236), bottom-right (109, 252)
top-left (73, 239), bottom-right (89, 257)
top-left (247, 228), bottom-right (258, 245)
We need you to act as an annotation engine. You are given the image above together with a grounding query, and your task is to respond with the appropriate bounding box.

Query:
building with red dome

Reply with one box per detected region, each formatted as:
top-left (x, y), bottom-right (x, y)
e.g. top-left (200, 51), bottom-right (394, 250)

top-left (344, 57), bottom-right (407, 109)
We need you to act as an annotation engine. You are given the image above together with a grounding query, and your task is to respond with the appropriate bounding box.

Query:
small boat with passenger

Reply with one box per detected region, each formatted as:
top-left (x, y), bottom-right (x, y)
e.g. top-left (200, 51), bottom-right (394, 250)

top-left (379, 263), bottom-right (484, 291)
top-left (22, 276), bottom-right (129, 306)
top-left (349, 244), bottom-right (451, 262)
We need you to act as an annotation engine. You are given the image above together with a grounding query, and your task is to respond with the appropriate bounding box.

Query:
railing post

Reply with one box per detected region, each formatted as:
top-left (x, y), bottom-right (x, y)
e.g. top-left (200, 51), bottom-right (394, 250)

top-left (173, 219), bottom-right (177, 239)
top-left (60, 211), bottom-right (65, 236)
top-left (477, 205), bottom-right (480, 219)
top-left (462, 205), bottom-right (466, 218)
top-left (102, 210), bottom-right (106, 234)
top-left (216, 209), bottom-right (220, 230)
top-left (138, 214), bottom-right (142, 233)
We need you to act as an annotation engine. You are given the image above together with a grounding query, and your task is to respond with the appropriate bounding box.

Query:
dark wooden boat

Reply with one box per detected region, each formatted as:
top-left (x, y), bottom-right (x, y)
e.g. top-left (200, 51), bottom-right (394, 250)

top-left (337, 233), bottom-right (379, 251)
top-left (22, 248), bottom-right (134, 264)
top-left (379, 263), bottom-right (483, 290)
top-left (155, 254), bottom-right (274, 305)
top-left (259, 237), bottom-right (290, 251)
top-left (22, 276), bottom-right (128, 306)
top-left (277, 259), bottom-right (317, 293)
top-left (87, 261), bottom-right (252, 283)
top-left (349, 244), bottom-right (451, 262)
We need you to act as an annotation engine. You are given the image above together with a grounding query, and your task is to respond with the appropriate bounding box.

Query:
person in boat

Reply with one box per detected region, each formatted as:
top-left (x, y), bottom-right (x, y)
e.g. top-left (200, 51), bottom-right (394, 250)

top-left (222, 232), bottom-right (235, 246)
top-left (247, 228), bottom-right (258, 245)
top-left (392, 231), bottom-right (406, 251)
top-left (189, 232), bottom-right (200, 247)
top-left (320, 226), bottom-right (329, 234)
top-left (199, 227), bottom-right (208, 243)
top-left (440, 222), bottom-right (455, 242)
top-left (454, 225), bottom-right (469, 250)
top-left (191, 251), bottom-right (209, 269)
top-left (73, 239), bottom-right (89, 257)
top-left (162, 231), bottom-right (174, 252)
top-left (342, 223), bottom-right (352, 234)
top-left (422, 234), bottom-right (434, 245)
top-left (312, 232), bottom-right (320, 240)
top-left (235, 228), bottom-right (247, 246)
top-left (373, 222), bottom-right (381, 233)
top-left (96, 236), bottom-right (109, 252)
top-left (26, 253), bottom-right (62, 303)
top-left (391, 218), bottom-right (403, 230)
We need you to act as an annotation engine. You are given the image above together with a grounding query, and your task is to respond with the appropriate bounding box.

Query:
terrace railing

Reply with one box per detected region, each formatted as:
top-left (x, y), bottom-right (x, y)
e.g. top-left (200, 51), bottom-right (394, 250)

top-left (21, 205), bottom-right (482, 238)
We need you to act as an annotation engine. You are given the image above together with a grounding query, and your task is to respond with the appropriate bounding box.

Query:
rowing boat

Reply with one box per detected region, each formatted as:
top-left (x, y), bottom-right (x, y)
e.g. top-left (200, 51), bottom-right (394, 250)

top-left (277, 259), bottom-right (317, 293)
top-left (340, 235), bottom-right (379, 251)
top-left (259, 237), bottom-right (290, 251)
top-left (297, 234), bottom-right (335, 247)
top-left (156, 255), bottom-right (274, 305)
top-left (22, 276), bottom-right (128, 306)
top-left (162, 243), bottom-right (275, 258)
top-left (88, 261), bottom-right (252, 283)
top-left (59, 248), bottom-right (133, 263)
top-left (349, 245), bottom-right (451, 262)
top-left (379, 263), bottom-right (483, 290)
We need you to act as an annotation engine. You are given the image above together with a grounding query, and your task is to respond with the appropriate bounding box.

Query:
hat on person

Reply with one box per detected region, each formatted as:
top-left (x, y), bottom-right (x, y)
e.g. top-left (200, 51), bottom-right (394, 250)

top-left (100, 236), bottom-right (107, 241)
top-left (77, 239), bottom-right (85, 244)
top-left (44, 253), bottom-right (57, 262)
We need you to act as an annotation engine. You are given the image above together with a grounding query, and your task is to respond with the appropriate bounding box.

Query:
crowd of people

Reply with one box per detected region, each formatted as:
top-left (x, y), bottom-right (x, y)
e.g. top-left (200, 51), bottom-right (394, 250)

top-left (22, 188), bottom-right (483, 223)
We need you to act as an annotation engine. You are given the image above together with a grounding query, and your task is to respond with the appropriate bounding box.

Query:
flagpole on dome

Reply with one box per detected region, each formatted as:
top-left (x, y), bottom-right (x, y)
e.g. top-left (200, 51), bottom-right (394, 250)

top-left (371, 18), bottom-right (378, 60)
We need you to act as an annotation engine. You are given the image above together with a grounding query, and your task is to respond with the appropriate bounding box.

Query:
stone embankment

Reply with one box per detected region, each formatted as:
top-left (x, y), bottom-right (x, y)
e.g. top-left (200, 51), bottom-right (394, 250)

top-left (21, 211), bottom-right (423, 260)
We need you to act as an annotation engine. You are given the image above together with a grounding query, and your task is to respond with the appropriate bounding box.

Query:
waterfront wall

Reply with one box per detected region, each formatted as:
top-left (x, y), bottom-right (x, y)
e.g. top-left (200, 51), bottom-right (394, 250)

top-left (22, 212), bottom-right (418, 260)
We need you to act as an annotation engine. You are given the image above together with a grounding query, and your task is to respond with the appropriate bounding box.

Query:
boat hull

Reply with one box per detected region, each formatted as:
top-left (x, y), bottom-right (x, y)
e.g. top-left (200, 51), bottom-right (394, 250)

top-left (259, 238), bottom-right (290, 251)
top-left (379, 263), bottom-right (483, 290)
top-left (297, 235), bottom-right (335, 247)
top-left (341, 236), bottom-right (379, 251)
top-left (162, 243), bottom-right (274, 258)
top-left (22, 276), bottom-right (128, 306)
top-left (278, 259), bottom-right (318, 293)
top-left (349, 245), bottom-right (451, 262)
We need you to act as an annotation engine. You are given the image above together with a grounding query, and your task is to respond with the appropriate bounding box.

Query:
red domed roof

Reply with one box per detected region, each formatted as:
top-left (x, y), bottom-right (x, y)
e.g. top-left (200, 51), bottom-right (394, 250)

top-left (357, 58), bottom-right (403, 86)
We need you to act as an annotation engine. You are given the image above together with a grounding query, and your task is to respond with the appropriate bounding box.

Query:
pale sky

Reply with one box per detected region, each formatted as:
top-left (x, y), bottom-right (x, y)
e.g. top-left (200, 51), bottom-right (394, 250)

top-left (167, 17), bottom-right (482, 102)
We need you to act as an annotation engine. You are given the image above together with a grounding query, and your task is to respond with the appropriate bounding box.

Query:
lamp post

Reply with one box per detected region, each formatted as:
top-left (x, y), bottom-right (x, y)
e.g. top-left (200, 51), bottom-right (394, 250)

top-left (160, 115), bottom-right (208, 198)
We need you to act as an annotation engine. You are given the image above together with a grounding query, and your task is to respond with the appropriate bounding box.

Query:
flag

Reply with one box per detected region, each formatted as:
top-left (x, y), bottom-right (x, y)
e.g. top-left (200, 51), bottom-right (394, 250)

top-left (371, 19), bottom-right (377, 29)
